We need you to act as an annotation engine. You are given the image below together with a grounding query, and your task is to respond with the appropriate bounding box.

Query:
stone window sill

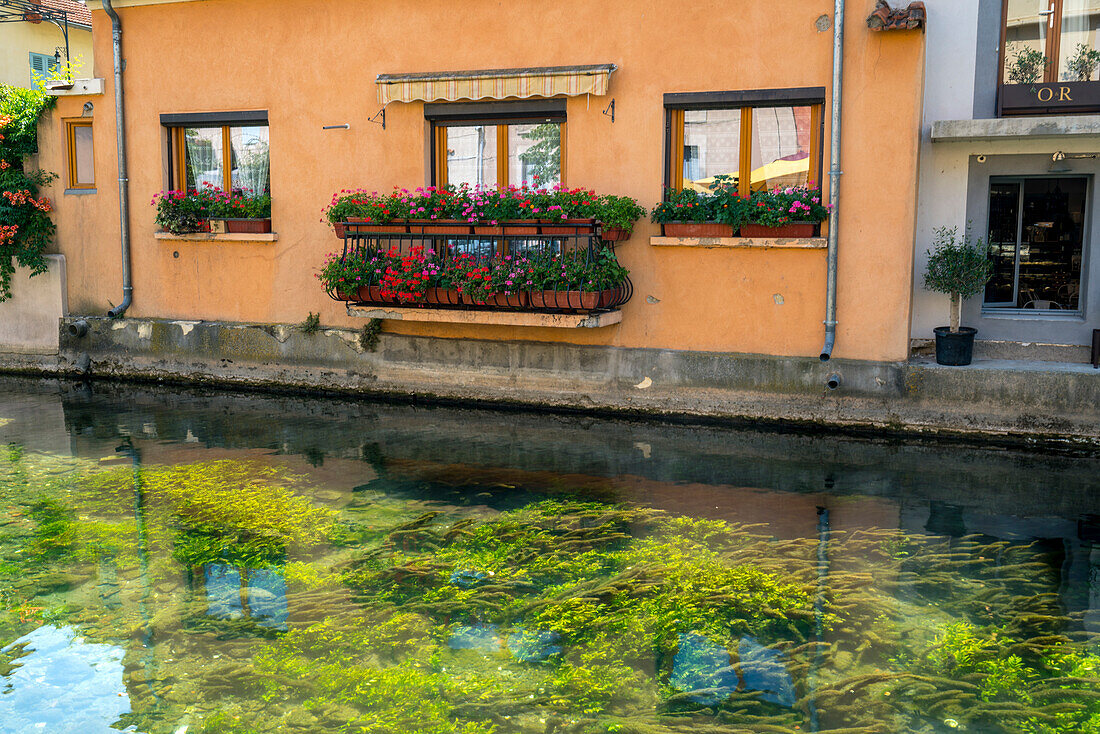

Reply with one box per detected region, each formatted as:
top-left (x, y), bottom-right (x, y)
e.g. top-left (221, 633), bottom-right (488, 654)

top-left (347, 305), bottom-right (621, 328)
top-left (154, 231), bottom-right (279, 243)
top-left (64, 188), bottom-right (97, 195)
top-left (650, 236), bottom-right (826, 249)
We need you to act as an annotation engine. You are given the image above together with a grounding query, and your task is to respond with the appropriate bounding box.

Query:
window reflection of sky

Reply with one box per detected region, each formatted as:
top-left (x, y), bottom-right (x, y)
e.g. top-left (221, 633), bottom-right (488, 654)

top-left (204, 564), bottom-right (288, 630)
top-left (0, 625), bottom-right (136, 734)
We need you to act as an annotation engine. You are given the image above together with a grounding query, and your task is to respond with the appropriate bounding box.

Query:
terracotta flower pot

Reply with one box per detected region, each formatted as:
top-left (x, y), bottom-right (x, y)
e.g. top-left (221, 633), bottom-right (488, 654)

top-left (329, 287), bottom-right (355, 302)
top-left (540, 218), bottom-right (595, 235)
top-left (334, 222), bottom-right (347, 239)
top-left (408, 219), bottom-right (472, 235)
top-left (473, 224), bottom-right (504, 236)
top-left (662, 222), bottom-right (733, 237)
top-left (601, 227), bottom-right (632, 242)
top-left (530, 288), bottom-right (620, 311)
top-left (483, 292), bottom-right (529, 309)
top-left (357, 285), bottom-right (395, 304)
top-left (225, 218), bottom-right (272, 234)
top-left (425, 287), bottom-right (461, 306)
top-left (739, 222), bottom-right (817, 238)
top-left (502, 220), bottom-right (540, 235)
top-left (461, 292), bottom-right (489, 306)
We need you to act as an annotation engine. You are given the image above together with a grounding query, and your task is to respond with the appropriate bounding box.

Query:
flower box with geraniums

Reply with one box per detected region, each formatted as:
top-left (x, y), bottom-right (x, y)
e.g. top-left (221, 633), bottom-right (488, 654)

top-left (922, 225), bottom-right (993, 366)
top-left (323, 190), bottom-right (409, 239)
top-left (153, 185), bottom-right (272, 235)
top-left (323, 184), bottom-right (645, 239)
top-left (741, 185), bottom-right (828, 238)
top-left (528, 247), bottom-right (628, 310)
top-left (594, 194), bottom-right (646, 242)
top-left (378, 245), bottom-right (442, 305)
top-left (152, 188), bottom-right (212, 234)
top-left (651, 185), bottom-right (742, 237)
top-left (207, 189), bottom-right (272, 234)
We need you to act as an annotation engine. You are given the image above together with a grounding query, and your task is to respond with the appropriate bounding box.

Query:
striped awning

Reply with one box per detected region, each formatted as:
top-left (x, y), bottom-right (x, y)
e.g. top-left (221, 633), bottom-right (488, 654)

top-left (376, 64), bottom-right (615, 105)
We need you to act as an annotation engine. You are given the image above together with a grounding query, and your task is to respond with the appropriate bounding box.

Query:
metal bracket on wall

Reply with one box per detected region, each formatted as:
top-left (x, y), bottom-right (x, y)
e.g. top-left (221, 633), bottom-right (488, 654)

top-left (368, 107), bottom-right (386, 130)
top-left (602, 98), bottom-right (615, 123)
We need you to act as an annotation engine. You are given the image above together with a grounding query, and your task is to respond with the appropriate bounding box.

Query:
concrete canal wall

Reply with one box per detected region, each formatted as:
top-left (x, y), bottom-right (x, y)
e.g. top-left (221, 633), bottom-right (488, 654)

top-left (1, 316), bottom-right (1097, 446)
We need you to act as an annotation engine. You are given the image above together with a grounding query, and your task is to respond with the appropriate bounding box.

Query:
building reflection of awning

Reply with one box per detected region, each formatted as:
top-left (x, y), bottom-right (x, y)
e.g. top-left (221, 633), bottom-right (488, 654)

top-left (376, 64), bottom-right (616, 105)
top-left (686, 156), bottom-right (810, 193)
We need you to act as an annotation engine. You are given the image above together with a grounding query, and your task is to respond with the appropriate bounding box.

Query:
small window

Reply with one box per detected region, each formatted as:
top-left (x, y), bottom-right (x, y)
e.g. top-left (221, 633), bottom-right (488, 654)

top-left (162, 112), bottom-right (270, 195)
top-left (29, 52), bottom-right (57, 85)
top-left (664, 89), bottom-right (824, 197)
top-left (65, 120), bottom-right (94, 189)
top-left (428, 102), bottom-right (566, 188)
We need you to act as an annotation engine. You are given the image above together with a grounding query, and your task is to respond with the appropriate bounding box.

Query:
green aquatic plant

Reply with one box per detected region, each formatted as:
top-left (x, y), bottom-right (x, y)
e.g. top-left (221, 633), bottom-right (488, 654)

top-left (252, 615), bottom-right (495, 734)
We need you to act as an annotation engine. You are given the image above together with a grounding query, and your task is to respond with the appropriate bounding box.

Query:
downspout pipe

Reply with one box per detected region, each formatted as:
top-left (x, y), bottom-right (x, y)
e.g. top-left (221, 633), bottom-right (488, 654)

top-left (820, 0), bottom-right (845, 361)
top-left (103, 0), bottom-right (132, 318)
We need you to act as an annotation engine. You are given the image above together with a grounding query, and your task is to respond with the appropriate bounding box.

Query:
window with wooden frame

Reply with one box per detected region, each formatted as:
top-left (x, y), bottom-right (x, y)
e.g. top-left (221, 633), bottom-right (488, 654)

top-left (64, 119), bottom-right (94, 190)
top-left (427, 101), bottom-right (566, 189)
top-left (1001, 0), bottom-right (1100, 85)
top-left (161, 111), bottom-right (270, 195)
top-left (663, 88), bottom-right (825, 197)
top-left (999, 1), bottom-right (1100, 114)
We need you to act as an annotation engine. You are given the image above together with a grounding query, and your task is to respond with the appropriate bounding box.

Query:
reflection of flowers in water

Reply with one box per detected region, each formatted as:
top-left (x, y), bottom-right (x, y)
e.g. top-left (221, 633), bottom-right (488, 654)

top-left (671, 632), bottom-right (795, 707)
top-left (204, 563), bottom-right (288, 630)
top-left (0, 625), bottom-right (134, 734)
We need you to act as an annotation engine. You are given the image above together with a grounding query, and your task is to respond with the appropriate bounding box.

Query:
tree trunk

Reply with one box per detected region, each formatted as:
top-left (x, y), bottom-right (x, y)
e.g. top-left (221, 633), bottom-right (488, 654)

top-left (950, 292), bottom-right (961, 333)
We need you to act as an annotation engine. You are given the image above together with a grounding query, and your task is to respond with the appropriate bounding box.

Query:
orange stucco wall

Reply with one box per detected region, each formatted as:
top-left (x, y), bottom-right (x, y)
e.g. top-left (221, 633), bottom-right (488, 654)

top-left (39, 0), bottom-right (925, 362)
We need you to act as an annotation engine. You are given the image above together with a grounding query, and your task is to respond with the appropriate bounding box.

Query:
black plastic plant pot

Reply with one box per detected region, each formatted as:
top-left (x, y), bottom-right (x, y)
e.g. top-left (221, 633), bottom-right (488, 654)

top-left (933, 326), bottom-right (977, 366)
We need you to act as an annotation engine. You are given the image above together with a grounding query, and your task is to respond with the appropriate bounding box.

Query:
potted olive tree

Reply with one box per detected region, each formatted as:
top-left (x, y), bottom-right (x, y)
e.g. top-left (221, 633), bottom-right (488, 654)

top-left (923, 225), bottom-right (993, 366)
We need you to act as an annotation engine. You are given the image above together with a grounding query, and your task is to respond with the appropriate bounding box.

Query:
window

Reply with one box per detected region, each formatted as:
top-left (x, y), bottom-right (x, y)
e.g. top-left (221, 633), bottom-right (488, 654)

top-left (664, 89), bottom-right (824, 197)
top-left (161, 111), bottom-right (270, 195)
top-left (984, 177), bottom-right (1086, 311)
top-left (1002, 0), bottom-right (1100, 84)
top-left (427, 101), bottom-right (566, 188)
top-left (28, 52), bottom-right (57, 85)
top-left (65, 119), bottom-right (94, 189)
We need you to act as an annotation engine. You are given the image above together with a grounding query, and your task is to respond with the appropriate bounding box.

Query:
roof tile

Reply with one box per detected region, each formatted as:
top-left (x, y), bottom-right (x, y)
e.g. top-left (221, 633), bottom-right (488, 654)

top-left (867, 1), bottom-right (926, 32)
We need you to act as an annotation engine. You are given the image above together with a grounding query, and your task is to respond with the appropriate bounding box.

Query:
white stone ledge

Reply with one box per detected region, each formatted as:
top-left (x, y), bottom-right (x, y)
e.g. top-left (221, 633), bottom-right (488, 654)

top-left (46, 79), bottom-right (105, 96)
top-left (154, 232), bottom-right (278, 242)
top-left (650, 236), bottom-right (826, 249)
top-left (931, 115), bottom-right (1100, 142)
top-left (347, 306), bottom-right (622, 328)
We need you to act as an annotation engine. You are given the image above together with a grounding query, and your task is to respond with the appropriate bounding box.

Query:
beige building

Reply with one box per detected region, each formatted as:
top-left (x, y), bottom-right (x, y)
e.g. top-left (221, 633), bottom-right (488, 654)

top-left (0, 0), bottom-right (92, 89)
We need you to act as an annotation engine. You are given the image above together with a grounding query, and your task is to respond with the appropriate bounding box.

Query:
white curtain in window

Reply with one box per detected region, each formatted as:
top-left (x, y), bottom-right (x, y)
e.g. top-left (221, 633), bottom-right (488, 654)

top-left (231, 126), bottom-right (270, 194)
top-left (184, 127), bottom-right (223, 191)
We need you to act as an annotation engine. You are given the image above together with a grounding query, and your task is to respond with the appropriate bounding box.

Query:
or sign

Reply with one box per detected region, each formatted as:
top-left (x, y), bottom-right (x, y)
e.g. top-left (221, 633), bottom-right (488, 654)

top-left (1000, 82), bottom-right (1100, 116)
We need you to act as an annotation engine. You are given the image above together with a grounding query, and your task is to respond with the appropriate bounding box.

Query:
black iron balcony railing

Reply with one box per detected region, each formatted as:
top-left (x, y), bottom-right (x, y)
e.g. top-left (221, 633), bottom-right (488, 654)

top-left (328, 219), bottom-right (632, 312)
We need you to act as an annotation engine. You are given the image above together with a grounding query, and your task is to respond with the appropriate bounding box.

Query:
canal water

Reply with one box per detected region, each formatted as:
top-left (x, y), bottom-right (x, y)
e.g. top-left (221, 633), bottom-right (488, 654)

top-left (0, 376), bottom-right (1097, 734)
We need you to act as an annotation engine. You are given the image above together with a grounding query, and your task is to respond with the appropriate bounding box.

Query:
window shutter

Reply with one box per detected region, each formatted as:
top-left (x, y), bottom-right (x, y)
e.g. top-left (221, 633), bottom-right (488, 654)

top-left (28, 53), bottom-right (55, 83)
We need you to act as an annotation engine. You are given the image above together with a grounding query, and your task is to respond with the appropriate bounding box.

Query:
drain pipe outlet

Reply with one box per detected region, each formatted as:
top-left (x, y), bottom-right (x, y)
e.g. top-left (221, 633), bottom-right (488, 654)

top-left (825, 373), bottom-right (842, 391)
top-left (103, 0), bottom-right (132, 319)
top-left (820, 0), bottom-right (846, 362)
top-left (67, 319), bottom-right (89, 338)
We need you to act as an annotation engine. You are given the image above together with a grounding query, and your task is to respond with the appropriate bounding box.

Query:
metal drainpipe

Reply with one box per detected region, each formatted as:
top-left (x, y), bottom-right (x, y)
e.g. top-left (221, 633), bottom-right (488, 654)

top-left (820, 0), bottom-right (846, 361)
top-left (103, 0), bottom-right (132, 318)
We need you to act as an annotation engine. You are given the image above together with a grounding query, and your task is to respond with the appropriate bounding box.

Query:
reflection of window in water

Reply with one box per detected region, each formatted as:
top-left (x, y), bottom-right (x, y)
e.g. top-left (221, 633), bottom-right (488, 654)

top-left (203, 563), bottom-right (287, 629)
top-left (671, 632), bottom-right (795, 707)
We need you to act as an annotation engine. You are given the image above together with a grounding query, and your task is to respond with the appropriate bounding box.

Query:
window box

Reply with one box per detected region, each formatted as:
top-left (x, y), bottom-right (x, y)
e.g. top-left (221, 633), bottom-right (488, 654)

top-left (408, 219), bottom-right (472, 235)
top-left (529, 287), bottom-right (625, 310)
top-left (210, 217), bottom-right (272, 234)
top-left (663, 222), bottom-right (734, 237)
top-left (601, 227), bottom-right (632, 243)
top-left (739, 222), bottom-right (817, 238)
